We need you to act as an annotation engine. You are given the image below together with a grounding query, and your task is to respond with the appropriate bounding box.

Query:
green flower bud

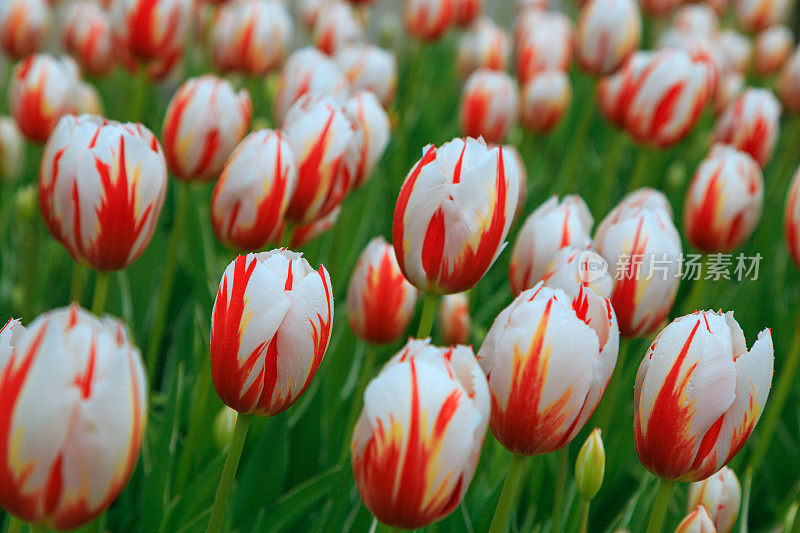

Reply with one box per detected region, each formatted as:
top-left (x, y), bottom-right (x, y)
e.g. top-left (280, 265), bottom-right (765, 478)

top-left (213, 406), bottom-right (238, 451)
top-left (575, 428), bottom-right (605, 501)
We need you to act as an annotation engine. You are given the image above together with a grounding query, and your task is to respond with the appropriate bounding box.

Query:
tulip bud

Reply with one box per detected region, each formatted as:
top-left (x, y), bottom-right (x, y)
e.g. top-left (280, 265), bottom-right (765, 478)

top-left (735, 0), bottom-right (789, 33)
top-left (460, 69), bottom-right (519, 143)
top-left (0, 117), bottom-right (23, 183)
top-left (439, 293), bottom-right (471, 345)
top-left (111, 0), bottom-right (191, 69)
top-left (575, 0), bottom-right (641, 75)
top-left (299, 0), bottom-right (324, 30)
top-left (457, 17), bottom-right (511, 79)
top-left (0, 0), bottom-right (51, 60)
top-left (213, 407), bottom-right (238, 450)
top-left (454, 0), bottom-right (482, 26)
top-left (352, 339), bottom-right (490, 529)
top-left (273, 47), bottom-right (351, 125)
top-left (39, 114), bottom-right (168, 271)
top-left (75, 82), bottom-right (104, 116)
top-left (0, 305), bottom-right (147, 530)
top-left (713, 73), bottom-right (744, 115)
top-left (0, 318), bottom-right (25, 374)
top-left (712, 88), bottom-right (781, 168)
top-left (210, 0), bottom-right (294, 76)
top-left (684, 144), bottom-right (763, 253)
top-left (784, 166), bottom-right (800, 266)
top-left (162, 75), bottom-right (252, 182)
top-left (62, 0), bottom-right (114, 76)
top-left (404, 0), bottom-right (455, 41)
top-left (516, 12), bottom-right (573, 83)
top-left (675, 507), bottom-right (717, 533)
top-left (335, 44), bottom-right (398, 108)
top-left (634, 310), bottom-right (773, 481)
top-left (393, 138), bottom-right (519, 294)
top-left (509, 195), bottom-right (593, 295)
top-left (718, 30), bottom-right (753, 75)
top-left (9, 54), bottom-right (81, 144)
top-left (344, 91), bottom-right (391, 187)
top-left (211, 130), bottom-right (298, 251)
top-left (542, 247), bottom-right (614, 299)
top-left (674, 4), bottom-right (719, 36)
top-left (753, 26), bottom-right (793, 75)
top-left (575, 429), bottom-right (605, 501)
top-left (520, 71), bottom-right (572, 134)
top-left (778, 46), bottom-right (800, 113)
top-left (314, 1), bottom-right (365, 56)
top-left (687, 466), bottom-right (741, 533)
top-left (479, 282), bottom-right (619, 455)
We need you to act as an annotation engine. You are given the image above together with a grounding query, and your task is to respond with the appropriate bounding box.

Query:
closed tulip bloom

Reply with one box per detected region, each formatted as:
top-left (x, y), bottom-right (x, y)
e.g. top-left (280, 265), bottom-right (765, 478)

top-left (273, 47), bottom-right (351, 124)
top-left (211, 130), bottom-right (298, 251)
top-left (634, 310), bottom-right (773, 481)
top-left (393, 138), bottom-right (519, 294)
top-left (687, 466), bottom-right (741, 533)
top-left (479, 282), bottom-right (619, 455)
top-left (347, 237), bottom-right (417, 344)
top-left (676, 507), bottom-right (717, 533)
top-left (344, 91), bottom-right (390, 187)
top-left (314, 1), bottom-right (365, 56)
top-left (684, 145), bottom-right (763, 253)
top-left (210, 249), bottom-right (333, 415)
top-left (111, 0), bottom-right (190, 69)
top-left (75, 82), bottom-right (104, 116)
top-left (0, 0), bottom-right (51, 60)
top-left (509, 195), bottom-right (593, 295)
top-left (162, 75), bottom-right (252, 182)
top-left (541, 247), bottom-right (614, 299)
top-left (404, 0), bottom-right (455, 41)
top-left (9, 54), bottom-right (80, 144)
top-left (713, 72), bottom-right (744, 114)
top-left (39, 115), bottom-right (167, 271)
top-left (520, 71), bottom-right (572, 134)
top-left (460, 69), bottom-right (518, 144)
top-left (516, 12), bottom-right (573, 83)
top-left (718, 30), bottom-right (753, 75)
top-left (594, 191), bottom-right (682, 338)
top-left (454, 0), bottom-right (482, 26)
top-left (575, 0), bottom-right (641, 75)
top-left (754, 26), bottom-right (793, 75)
top-left (674, 4), bottom-right (719, 36)
top-left (712, 88), bottom-right (781, 167)
top-left (0, 305), bottom-right (147, 530)
top-left (0, 318), bottom-right (24, 375)
top-left (439, 293), bottom-right (470, 345)
top-left (457, 17), bottom-right (511, 78)
top-left (336, 45), bottom-right (398, 108)
top-left (299, 0), bottom-right (324, 30)
top-left (210, 0), bottom-right (293, 76)
top-left (62, 0), bottom-right (114, 76)
top-left (735, 0), bottom-right (789, 32)
top-left (778, 47), bottom-right (800, 112)
top-left (351, 339), bottom-right (490, 529)
top-left (0, 117), bottom-right (24, 183)
top-left (784, 167), bottom-right (800, 266)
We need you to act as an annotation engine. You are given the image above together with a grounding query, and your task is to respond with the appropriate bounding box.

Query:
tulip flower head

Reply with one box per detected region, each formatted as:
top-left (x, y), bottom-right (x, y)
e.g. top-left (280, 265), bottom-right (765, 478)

top-left (62, 0), bottom-right (114, 76)
top-left (351, 339), bottom-right (490, 528)
top-left (687, 466), bottom-right (741, 533)
top-left (519, 71), bottom-right (572, 134)
top-left (479, 282), bottom-right (619, 456)
top-left (210, 249), bottom-right (333, 416)
top-left (0, 305), bottom-right (147, 530)
top-left (516, 12), bottom-right (573, 83)
top-left (335, 45), bottom-right (398, 108)
top-left (39, 114), bottom-right (168, 271)
top-left (718, 29), bottom-right (753, 75)
top-left (404, 0), bottom-right (455, 41)
top-left (676, 507), bottom-right (717, 533)
top-left (634, 310), bottom-right (773, 481)
top-left (111, 0), bottom-right (191, 73)
top-left (0, 0), bottom-right (51, 60)
top-left (460, 69), bottom-right (519, 144)
top-left (712, 88), bottom-right (781, 168)
top-left (438, 293), bottom-right (471, 346)
top-left (674, 4), bottom-right (719, 36)
top-left (713, 73), bottom-right (745, 115)
top-left (393, 138), bottom-right (520, 294)
top-left (778, 46), bottom-right (800, 112)
top-left (211, 129), bottom-right (298, 251)
top-left (541, 247), bottom-right (614, 299)
top-left (457, 16), bottom-right (511, 78)
top-left (575, 0), bottom-right (641, 75)
top-left (313, 1), bottom-right (365, 56)
top-left (347, 237), bottom-right (417, 344)
top-left (784, 166), bottom-right (800, 266)
top-left (735, 0), bottom-right (789, 33)
top-left (753, 26), bottom-right (793, 75)
top-left (344, 91), bottom-right (390, 187)
top-left (0, 117), bottom-right (24, 183)
top-left (454, 0), bottom-right (482, 26)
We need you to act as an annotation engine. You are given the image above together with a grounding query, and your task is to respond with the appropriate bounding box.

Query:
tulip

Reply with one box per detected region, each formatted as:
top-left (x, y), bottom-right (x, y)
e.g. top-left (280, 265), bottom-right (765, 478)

top-left (9, 54), bottom-right (80, 144)
top-left (778, 46), bottom-right (800, 112)
top-left (39, 114), bottom-right (168, 272)
top-left (404, 0), bottom-right (455, 41)
top-left (735, 0), bottom-right (789, 33)
top-left (684, 144), bottom-right (764, 253)
top-left (335, 45), bottom-right (398, 108)
top-left (453, 0), bottom-right (482, 26)
top-left (717, 29), bottom-right (752, 75)
top-left (0, 0), bottom-right (51, 60)
top-left (298, 0), bottom-right (324, 30)
top-left (673, 4), bottom-right (719, 36)
top-left (479, 281), bottom-right (619, 456)
top-left (0, 117), bottom-right (24, 183)
top-left (541, 247), bottom-right (614, 299)
top-left (516, 12), bottom-right (573, 83)
top-left (212, 407), bottom-right (238, 451)
top-left (313, 1), bottom-right (365, 56)
top-left (210, 0), bottom-right (293, 76)
top-left (575, 429), bottom-right (605, 502)
top-left (460, 69), bottom-right (519, 144)
top-left (784, 167), bottom-right (800, 266)
top-left (594, 189), bottom-right (682, 338)
top-left (438, 293), bottom-right (470, 345)
top-left (351, 339), bottom-right (490, 529)
top-left (273, 47), bottom-right (351, 125)
top-left (687, 466), bottom-right (741, 533)
top-left (655, 31), bottom-right (723, 94)
top-left (393, 137), bottom-right (519, 294)
top-left (712, 88), bottom-right (781, 168)
top-left (713, 72), bottom-right (744, 115)
top-left (344, 91), bottom-right (390, 187)
top-left (347, 237), bottom-right (417, 344)
top-left (281, 94), bottom-right (363, 224)
top-left (110, 0), bottom-right (191, 71)
top-left (675, 507), bottom-right (717, 533)
top-left (0, 318), bottom-right (24, 374)
top-left (457, 17), bottom-right (511, 78)
top-left (575, 0), bottom-right (641, 75)
top-left (162, 75), bottom-right (252, 182)
top-left (62, 0), bottom-right (114, 76)
top-left (509, 195), bottom-right (593, 295)
top-left (0, 305), bottom-right (147, 530)
top-left (754, 26), bottom-right (793, 75)
top-left (519, 71), bottom-right (572, 134)
top-left (634, 310), bottom-right (773, 481)
top-left (211, 129), bottom-right (298, 251)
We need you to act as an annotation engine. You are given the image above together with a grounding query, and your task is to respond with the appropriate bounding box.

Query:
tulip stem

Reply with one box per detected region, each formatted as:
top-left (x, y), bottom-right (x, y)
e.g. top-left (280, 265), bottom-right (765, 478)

top-left (208, 412), bottom-right (252, 533)
top-left (598, 131), bottom-right (629, 213)
top-left (628, 147), bottom-right (658, 192)
top-left (645, 478), bottom-right (675, 533)
top-left (579, 500), bottom-right (590, 533)
top-left (416, 293), bottom-right (440, 339)
top-left (595, 338), bottom-right (631, 435)
top-left (488, 454), bottom-right (529, 533)
top-left (91, 272), bottom-right (111, 315)
top-left (340, 342), bottom-right (378, 462)
top-left (556, 73), bottom-right (595, 195)
top-left (70, 263), bottom-right (85, 305)
top-left (5, 516), bottom-right (22, 533)
top-left (130, 65), bottom-right (149, 124)
top-left (739, 466), bottom-right (752, 533)
top-left (551, 446), bottom-right (569, 531)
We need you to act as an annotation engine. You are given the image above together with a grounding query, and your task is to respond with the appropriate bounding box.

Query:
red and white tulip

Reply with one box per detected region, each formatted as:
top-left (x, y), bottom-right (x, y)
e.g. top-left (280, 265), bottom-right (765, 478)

top-left (0, 0), bottom-right (51, 60)
top-left (335, 45), bottom-right (398, 108)
top-left (460, 69), bottom-right (519, 144)
top-left (735, 0), bottom-right (789, 33)
top-left (712, 88), bottom-right (781, 167)
top-left (404, 0), bottom-right (455, 41)
top-left (61, 0), bottom-right (114, 76)
top-left (313, 1), bottom-right (365, 56)
top-left (778, 46), bottom-right (800, 112)
top-left (453, 0), bottom-right (482, 26)
top-left (520, 71), bottom-right (572, 134)
top-left (344, 91), bottom-right (390, 188)
top-left (516, 12), bottom-right (573, 83)
top-left (439, 293), bottom-right (471, 346)
top-left (575, 0), bottom-right (641, 75)
top-left (457, 17), bottom-right (511, 78)
top-left (784, 167), bottom-right (800, 266)
top-left (676, 507), bottom-right (717, 533)
top-left (687, 466), bottom-right (741, 533)
top-left (754, 26), bottom-right (793, 75)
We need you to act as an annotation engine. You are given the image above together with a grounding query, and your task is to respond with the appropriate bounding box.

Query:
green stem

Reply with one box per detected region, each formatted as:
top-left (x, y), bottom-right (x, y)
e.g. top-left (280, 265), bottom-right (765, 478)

top-left (488, 454), bottom-right (529, 533)
top-left (416, 293), bottom-right (440, 339)
top-left (91, 272), bottom-right (111, 315)
top-left (551, 446), bottom-right (569, 532)
top-left (595, 339), bottom-right (631, 435)
top-left (556, 76), bottom-right (595, 195)
top-left (29, 525), bottom-right (47, 533)
top-left (129, 65), bottom-right (149, 124)
top-left (340, 343), bottom-right (378, 462)
top-left (579, 500), bottom-right (590, 533)
top-left (5, 516), bottom-right (23, 533)
top-left (280, 225), bottom-right (296, 249)
top-left (739, 466), bottom-right (752, 533)
top-left (207, 413), bottom-right (253, 533)
top-left (681, 258), bottom-right (710, 315)
top-left (645, 478), bottom-right (676, 533)
top-left (70, 263), bottom-right (85, 304)
top-left (598, 131), bottom-right (628, 213)
top-left (628, 147), bottom-right (658, 192)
